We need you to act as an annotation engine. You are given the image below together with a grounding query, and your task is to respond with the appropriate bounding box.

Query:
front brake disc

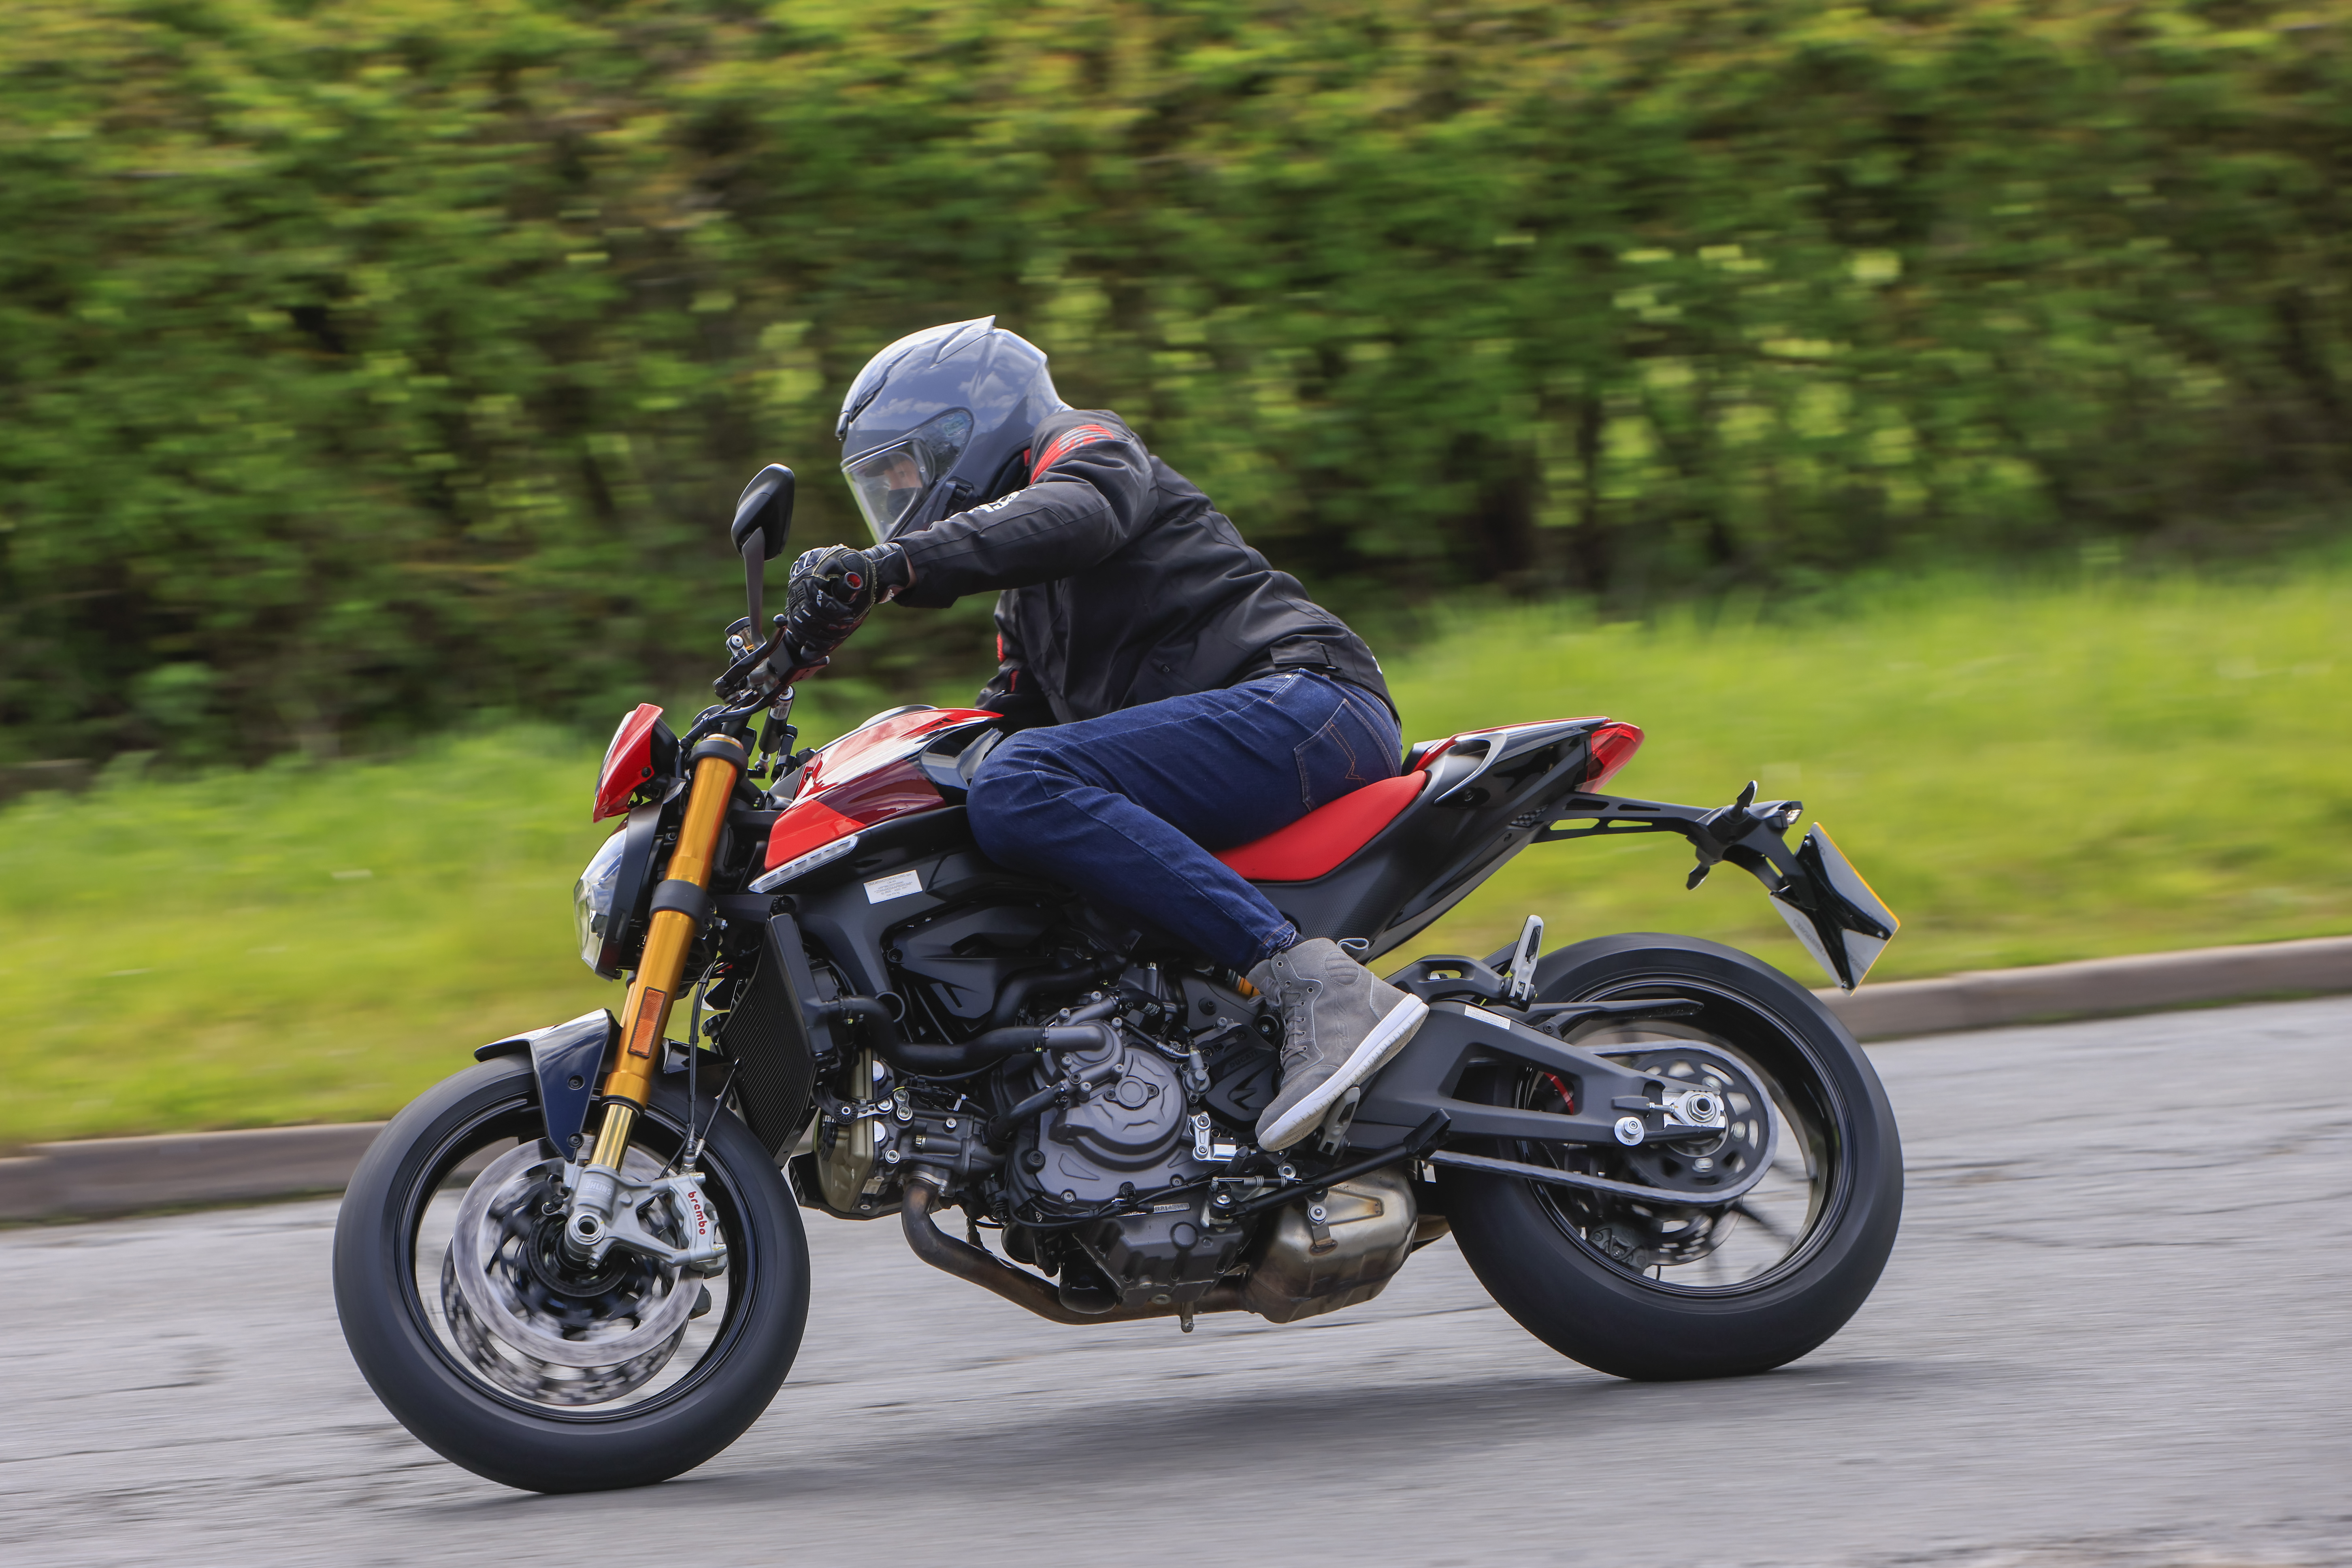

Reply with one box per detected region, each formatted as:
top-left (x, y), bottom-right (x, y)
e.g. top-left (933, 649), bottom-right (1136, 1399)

top-left (441, 1143), bottom-right (701, 1404)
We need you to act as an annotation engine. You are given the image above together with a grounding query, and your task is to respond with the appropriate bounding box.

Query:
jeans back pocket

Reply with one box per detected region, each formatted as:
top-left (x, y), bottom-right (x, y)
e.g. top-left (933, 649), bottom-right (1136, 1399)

top-left (1291, 681), bottom-right (1400, 812)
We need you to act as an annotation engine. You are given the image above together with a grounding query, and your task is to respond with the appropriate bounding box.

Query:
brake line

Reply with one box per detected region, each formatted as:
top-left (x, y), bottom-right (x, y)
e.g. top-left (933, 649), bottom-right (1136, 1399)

top-left (675, 958), bottom-right (727, 1173)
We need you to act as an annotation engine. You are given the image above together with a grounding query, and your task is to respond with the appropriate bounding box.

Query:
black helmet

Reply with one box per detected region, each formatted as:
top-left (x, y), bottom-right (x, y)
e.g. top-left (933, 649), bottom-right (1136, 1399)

top-left (835, 317), bottom-right (1066, 543)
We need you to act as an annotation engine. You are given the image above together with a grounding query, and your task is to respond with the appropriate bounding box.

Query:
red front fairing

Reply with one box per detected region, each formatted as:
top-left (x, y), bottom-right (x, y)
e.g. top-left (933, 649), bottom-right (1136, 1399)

top-left (764, 708), bottom-right (996, 869)
top-left (593, 703), bottom-right (666, 822)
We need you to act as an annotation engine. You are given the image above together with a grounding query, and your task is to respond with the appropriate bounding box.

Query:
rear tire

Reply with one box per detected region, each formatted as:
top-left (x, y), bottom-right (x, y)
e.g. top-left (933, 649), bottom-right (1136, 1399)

top-left (333, 1058), bottom-right (808, 1491)
top-left (1442, 933), bottom-right (1901, 1380)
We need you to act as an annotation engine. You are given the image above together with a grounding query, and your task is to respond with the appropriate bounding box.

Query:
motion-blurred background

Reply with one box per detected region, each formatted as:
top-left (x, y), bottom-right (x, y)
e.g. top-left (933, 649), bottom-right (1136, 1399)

top-left (4, 0), bottom-right (2348, 1146)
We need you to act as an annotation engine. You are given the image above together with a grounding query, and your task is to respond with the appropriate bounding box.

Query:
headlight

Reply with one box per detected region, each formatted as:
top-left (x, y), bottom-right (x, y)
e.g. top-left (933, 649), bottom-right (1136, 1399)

top-left (574, 831), bottom-right (629, 974)
top-left (575, 803), bottom-right (663, 979)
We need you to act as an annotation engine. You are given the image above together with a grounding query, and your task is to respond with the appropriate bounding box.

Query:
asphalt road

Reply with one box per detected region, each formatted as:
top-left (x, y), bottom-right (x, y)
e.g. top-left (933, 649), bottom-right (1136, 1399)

top-left (6, 997), bottom-right (2350, 1568)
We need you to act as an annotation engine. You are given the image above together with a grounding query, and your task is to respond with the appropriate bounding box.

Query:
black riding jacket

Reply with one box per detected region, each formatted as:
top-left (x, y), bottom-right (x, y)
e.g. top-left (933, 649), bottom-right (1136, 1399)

top-left (893, 409), bottom-right (1391, 729)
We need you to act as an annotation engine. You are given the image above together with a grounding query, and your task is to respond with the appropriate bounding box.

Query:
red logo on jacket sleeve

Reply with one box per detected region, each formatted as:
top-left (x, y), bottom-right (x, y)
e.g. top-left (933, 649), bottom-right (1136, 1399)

top-left (1029, 424), bottom-right (1118, 481)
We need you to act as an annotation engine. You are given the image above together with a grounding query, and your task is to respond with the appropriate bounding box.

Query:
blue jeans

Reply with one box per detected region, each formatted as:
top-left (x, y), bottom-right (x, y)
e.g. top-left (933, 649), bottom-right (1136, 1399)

top-left (967, 673), bottom-right (1404, 971)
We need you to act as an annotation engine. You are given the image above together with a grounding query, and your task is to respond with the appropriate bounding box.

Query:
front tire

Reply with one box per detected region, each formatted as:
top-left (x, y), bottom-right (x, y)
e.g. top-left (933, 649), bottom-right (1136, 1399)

top-left (1442, 933), bottom-right (1902, 1380)
top-left (333, 1058), bottom-right (809, 1491)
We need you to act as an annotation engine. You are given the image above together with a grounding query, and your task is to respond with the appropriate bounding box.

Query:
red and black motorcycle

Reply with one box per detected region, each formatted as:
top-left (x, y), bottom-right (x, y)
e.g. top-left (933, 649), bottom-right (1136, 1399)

top-left (334, 466), bottom-right (1906, 1493)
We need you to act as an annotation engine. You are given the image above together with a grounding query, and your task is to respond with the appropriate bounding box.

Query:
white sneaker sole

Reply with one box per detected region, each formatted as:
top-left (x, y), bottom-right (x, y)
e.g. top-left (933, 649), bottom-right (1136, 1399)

top-left (1257, 994), bottom-right (1431, 1152)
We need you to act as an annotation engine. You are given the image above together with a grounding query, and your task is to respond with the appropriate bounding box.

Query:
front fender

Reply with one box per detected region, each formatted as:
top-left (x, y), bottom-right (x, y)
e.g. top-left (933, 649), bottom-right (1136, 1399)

top-left (473, 1011), bottom-right (617, 1159)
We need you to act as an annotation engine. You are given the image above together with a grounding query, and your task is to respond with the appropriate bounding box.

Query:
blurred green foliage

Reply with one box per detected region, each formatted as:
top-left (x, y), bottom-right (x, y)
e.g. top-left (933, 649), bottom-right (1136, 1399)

top-left (5, 0), bottom-right (2350, 763)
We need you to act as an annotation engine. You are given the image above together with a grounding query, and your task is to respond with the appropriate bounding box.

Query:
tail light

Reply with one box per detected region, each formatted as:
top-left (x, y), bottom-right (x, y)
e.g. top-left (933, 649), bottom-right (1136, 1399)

top-left (1582, 721), bottom-right (1644, 791)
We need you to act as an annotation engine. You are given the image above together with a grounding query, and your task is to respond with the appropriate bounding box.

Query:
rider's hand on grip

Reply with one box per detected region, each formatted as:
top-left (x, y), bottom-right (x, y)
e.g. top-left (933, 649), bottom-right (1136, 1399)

top-left (784, 544), bottom-right (910, 668)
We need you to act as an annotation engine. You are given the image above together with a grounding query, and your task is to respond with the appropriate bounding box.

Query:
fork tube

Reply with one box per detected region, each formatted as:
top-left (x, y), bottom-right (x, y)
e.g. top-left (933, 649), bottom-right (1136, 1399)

top-left (587, 735), bottom-right (746, 1167)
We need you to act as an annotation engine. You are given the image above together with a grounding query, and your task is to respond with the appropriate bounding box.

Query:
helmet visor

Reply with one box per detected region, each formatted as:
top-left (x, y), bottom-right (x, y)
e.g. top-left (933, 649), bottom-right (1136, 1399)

top-left (842, 409), bottom-right (974, 542)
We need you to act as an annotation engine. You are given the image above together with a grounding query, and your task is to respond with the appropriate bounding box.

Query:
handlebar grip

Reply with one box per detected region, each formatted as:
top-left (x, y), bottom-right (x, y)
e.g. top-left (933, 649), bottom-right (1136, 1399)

top-left (778, 635), bottom-right (833, 683)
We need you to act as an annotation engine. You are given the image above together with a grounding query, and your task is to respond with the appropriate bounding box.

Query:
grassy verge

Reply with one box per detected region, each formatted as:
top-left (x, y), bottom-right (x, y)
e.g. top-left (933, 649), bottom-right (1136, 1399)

top-left (4, 567), bottom-right (2347, 1145)
top-left (1404, 568), bottom-right (2352, 974)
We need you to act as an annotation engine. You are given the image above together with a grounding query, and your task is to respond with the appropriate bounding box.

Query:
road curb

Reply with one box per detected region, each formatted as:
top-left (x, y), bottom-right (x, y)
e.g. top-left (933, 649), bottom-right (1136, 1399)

top-left (6, 934), bottom-right (2348, 1223)
top-left (0, 1122), bottom-right (383, 1223)
top-left (1814, 933), bottom-right (2352, 1040)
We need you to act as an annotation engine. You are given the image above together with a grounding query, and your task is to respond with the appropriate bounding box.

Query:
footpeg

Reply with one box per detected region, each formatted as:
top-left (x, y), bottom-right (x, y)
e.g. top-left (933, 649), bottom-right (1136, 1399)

top-left (1505, 915), bottom-right (1543, 1003)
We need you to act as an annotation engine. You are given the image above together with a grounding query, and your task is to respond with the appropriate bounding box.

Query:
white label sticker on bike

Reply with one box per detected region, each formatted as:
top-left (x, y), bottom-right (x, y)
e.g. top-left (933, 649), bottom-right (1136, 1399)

top-left (1463, 1006), bottom-right (1520, 1033)
top-left (863, 869), bottom-right (923, 903)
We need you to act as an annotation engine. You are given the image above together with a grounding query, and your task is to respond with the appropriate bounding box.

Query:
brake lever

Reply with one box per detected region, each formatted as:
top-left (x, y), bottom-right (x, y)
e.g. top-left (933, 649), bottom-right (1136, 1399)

top-left (714, 616), bottom-right (804, 701)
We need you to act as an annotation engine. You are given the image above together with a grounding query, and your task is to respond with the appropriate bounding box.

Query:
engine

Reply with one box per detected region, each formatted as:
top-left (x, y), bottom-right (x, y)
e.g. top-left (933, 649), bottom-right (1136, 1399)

top-left (1001, 1017), bottom-right (1255, 1312)
top-left (793, 940), bottom-right (1423, 1323)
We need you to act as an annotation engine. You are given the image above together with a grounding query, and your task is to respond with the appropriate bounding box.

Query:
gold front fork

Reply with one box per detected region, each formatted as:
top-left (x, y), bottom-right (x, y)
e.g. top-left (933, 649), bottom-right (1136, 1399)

top-left (585, 735), bottom-right (746, 1172)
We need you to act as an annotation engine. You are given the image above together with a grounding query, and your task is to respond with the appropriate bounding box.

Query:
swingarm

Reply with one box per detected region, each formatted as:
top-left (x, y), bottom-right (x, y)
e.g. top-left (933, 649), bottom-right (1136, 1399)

top-left (1343, 993), bottom-right (1773, 1201)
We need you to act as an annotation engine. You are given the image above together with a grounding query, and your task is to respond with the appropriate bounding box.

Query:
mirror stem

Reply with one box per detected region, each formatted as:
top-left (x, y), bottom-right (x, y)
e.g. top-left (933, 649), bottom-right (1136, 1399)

top-left (743, 537), bottom-right (765, 643)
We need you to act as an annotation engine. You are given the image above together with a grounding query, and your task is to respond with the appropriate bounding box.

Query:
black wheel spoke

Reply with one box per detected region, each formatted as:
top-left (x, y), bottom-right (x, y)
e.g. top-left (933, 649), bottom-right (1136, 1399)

top-left (397, 1095), bottom-right (754, 1416)
top-left (1433, 942), bottom-right (1901, 1381)
top-left (1730, 1199), bottom-right (1794, 1243)
top-left (1505, 1000), bottom-right (1837, 1293)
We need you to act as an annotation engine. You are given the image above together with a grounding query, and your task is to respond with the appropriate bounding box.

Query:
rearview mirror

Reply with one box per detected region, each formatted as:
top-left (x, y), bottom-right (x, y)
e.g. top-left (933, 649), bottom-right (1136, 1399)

top-left (732, 465), bottom-right (794, 561)
top-left (731, 466), bottom-right (795, 646)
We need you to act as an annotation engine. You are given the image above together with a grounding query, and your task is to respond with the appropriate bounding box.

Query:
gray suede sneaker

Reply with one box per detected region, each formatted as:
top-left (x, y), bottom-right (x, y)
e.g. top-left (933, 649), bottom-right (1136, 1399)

top-left (1248, 938), bottom-right (1430, 1150)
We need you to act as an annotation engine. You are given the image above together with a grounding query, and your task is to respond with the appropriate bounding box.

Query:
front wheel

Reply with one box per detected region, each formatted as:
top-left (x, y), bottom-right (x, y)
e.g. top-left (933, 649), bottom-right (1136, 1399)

top-left (332, 1057), bottom-right (809, 1492)
top-left (1442, 933), bottom-right (1902, 1380)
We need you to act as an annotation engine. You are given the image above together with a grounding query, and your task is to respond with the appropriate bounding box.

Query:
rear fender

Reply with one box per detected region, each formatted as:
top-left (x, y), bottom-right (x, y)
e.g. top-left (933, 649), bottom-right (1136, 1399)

top-left (1534, 788), bottom-right (1898, 990)
top-left (473, 1011), bottom-right (618, 1159)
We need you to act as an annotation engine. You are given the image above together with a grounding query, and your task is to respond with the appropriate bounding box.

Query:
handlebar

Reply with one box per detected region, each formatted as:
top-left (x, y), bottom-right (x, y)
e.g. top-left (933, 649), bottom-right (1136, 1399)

top-left (713, 615), bottom-right (794, 699)
top-left (684, 614), bottom-right (828, 778)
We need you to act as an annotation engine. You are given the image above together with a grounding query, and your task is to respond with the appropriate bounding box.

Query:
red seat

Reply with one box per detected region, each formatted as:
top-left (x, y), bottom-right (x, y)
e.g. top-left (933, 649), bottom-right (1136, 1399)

top-left (1214, 773), bottom-right (1428, 883)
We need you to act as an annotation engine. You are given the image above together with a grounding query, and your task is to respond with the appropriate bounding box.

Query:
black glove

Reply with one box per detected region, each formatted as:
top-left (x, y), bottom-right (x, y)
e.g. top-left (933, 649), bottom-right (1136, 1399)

top-left (783, 544), bottom-right (910, 667)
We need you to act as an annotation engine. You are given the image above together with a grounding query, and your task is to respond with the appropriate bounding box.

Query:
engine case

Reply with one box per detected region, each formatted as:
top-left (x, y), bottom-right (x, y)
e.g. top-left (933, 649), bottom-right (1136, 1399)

top-left (1069, 1202), bottom-right (1251, 1308)
top-left (1006, 1027), bottom-right (1248, 1308)
top-left (1019, 1024), bottom-right (1194, 1201)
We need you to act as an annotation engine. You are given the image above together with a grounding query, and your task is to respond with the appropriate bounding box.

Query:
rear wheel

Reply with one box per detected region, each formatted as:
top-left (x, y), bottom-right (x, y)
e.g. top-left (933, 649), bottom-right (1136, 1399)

top-left (1442, 933), bottom-right (1901, 1379)
top-left (333, 1058), bottom-right (808, 1491)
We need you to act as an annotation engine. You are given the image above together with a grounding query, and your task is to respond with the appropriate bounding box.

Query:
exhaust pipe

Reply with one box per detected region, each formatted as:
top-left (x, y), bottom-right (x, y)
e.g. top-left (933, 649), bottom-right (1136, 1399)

top-left (899, 1175), bottom-right (1244, 1327)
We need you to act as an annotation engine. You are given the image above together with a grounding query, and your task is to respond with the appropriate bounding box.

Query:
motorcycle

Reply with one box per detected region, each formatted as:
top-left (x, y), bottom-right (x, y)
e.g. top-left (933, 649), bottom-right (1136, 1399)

top-left (333, 464), bottom-right (1907, 1493)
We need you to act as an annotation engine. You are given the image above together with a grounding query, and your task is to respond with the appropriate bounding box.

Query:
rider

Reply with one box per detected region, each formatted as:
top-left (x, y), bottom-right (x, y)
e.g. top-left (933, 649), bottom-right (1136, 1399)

top-left (782, 318), bottom-right (1427, 1151)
